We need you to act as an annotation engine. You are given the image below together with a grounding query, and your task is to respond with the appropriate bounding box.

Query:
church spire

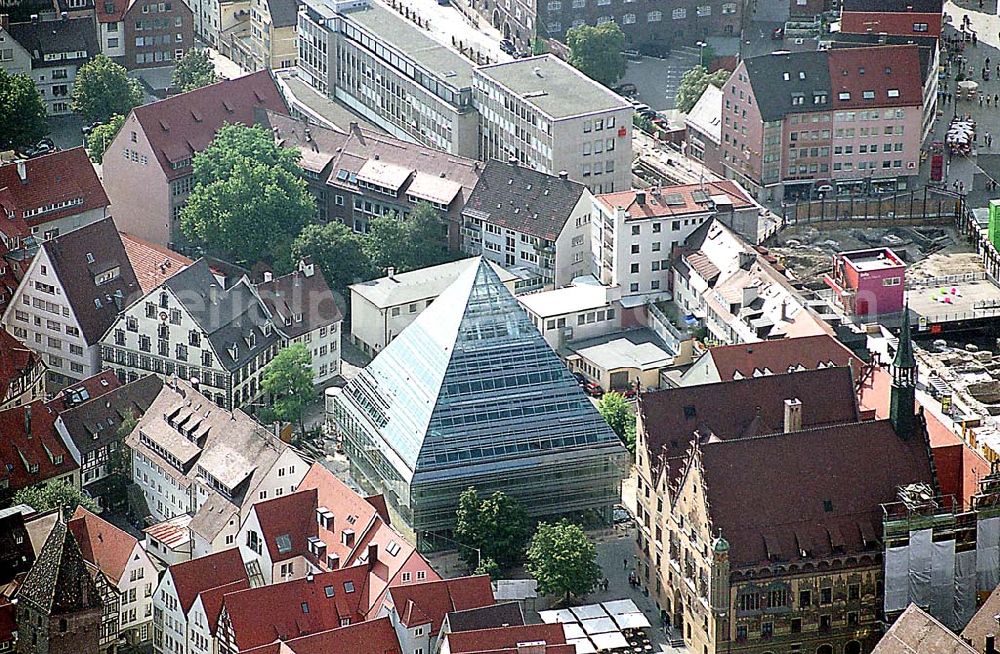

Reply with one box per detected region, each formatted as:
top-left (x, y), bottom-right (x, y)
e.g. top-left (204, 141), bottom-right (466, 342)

top-left (890, 306), bottom-right (916, 439)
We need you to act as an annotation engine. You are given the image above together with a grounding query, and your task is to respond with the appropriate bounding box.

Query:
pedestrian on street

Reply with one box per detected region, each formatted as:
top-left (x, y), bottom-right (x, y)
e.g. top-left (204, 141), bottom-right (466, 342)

top-left (623, 557), bottom-right (628, 570)
top-left (987, 57), bottom-right (992, 67)
top-left (974, 32), bottom-right (979, 46)
top-left (987, 95), bottom-right (992, 107)
top-left (993, 92), bottom-right (997, 105)
top-left (981, 95), bottom-right (984, 107)
top-left (994, 63), bottom-right (998, 76)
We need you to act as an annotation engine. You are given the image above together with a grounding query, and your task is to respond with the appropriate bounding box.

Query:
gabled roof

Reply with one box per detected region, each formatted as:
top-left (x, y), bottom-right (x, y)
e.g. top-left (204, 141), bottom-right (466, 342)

top-left (67, 506), bottom-right (139, 585)
top-left (961, 584), bottom-right (1000, 652)
top-left (224, 566), bottom-right (372, 651)
top-left (878, 604), bottom-right (975, 654)
top-left (58, 374), bottom-right (161, 459)
top-left (685, 84), bottom-right (723, 144)
top-left (168, 547), bottom-right (247, 614)
top-left (265, 0), bottom-right (299, 28)
top-left (388, 575), bottom-right (494, 634)
top-left (687, 334), bottom-right (865, 383)
top-left (349, 257), bottom-right (515, 310)
top-left (96, 0), bottom-right (129, 23)
top-left (700, 418), bottom-right (935, 568)
top-left (826, 46), bottom-right (923, 109)
top-left (596, 180), bottom-right (754, 221)
top-left (0, 327), bottom-right (43, 404)
top-left (120, 232), bottom-right (192, 294)
top-left (446, 623), bottom-right (567, 654)
top-left (253, 488), bottom-right (320, 563)
top-left (158, 259), bottom-right (279, 371)
top-left (44, 370), bottom-right (121, 414)
top-left (131, 71), bottom-right (287, 181)
top-left (257, 263), bottom-right (341, 340)
top-left (461, 160), bottom-right (587, 241)
top-left (41, 218), bottom-right (141, 345)
top-left (18, 520), bottom-right (102, 615)
top-left (196, 578), bottom-right (250, 635)
top-left (240, 615), bottom-right (402, 654)
top-left (6, 17), bottom-right (99, 67)
top-left (0, 148), bottom-right (108, 236)
top-left (0, 400), bottom-right (78, 491)
top-left (744, 50), bottom-right (832, 122)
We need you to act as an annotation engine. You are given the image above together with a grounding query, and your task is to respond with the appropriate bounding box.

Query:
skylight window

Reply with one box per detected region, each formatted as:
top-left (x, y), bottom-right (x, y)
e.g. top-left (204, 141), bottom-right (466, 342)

top-left (838, 92), bottom-right (850, 101)
top-left (887, 89), bottom-right (900, 98)
top-left (324, 585), bottom-right (335, 598)
top-left (862, 90), bottom-right (875, 100)
top-left (344, 581), bottom-right (356, 593)
top-left (276, 534), bottom-right (292, 554)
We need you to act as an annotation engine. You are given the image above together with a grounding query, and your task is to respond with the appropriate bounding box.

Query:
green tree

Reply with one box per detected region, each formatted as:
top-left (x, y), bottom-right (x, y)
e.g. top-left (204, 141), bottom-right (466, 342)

top-left (102, 410), bottom-right (137, 510)
top-left (0, 70), bottom-right (48, 152)
top-left (364, 202), bottom-right (455, 273)
top-left (180, 124), bottom-right (315, 263)
top-left (292, 222), bottom-right (372, 295)
top-left (260, 343), bottom-right (314, 432)
top-left (171, 49), bottom-right (218, 92)
top-left (71, 54), bottom-right (143, 124)
top-left (526, 520), bottom-right (602, 603)
top-left (475, 556), bottom-right (501, 580)
top-left (565, 23), bottom-right (626, 87)
top-left (597, 391), bottom-right (636, 454)
top-left (13, 481), bottom-right (99, 517)
top-left (86, 114), bottom-right (125, 164)
top-left (455, 487), bottom-right (531, 569)
top-left (675, 65), bottom-right (729, 114)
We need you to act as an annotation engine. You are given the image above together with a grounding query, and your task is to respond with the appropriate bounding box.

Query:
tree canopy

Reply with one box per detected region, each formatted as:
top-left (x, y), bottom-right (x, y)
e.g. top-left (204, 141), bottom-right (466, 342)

top-left (526, 520), bottom-right (602, 602)
top-left (180, 124), bottom-right (315, 263)
top-left (455, 487), bottom-right (531, 569)
top-left (292, 222), bottom-right (372, 296)
top-left (0, 70), bottom-right (48, 152)
top-left (260, 343), bottom-right (314, 430)
top-left (597, 392), bottom-right (636, 454)
top-left (71, 55), bottom-right (143, 124)
top-left (13, 481), bottom-right (99, 518)
top-left (86, 114), bottom-right (125, 163)
top-left (675, 65), bottom-right (729, 114)
top-left (364, 202), bottom-right (456, 273)
top-left (566, 23), bottom-right (626, 87)
top-left (171, 49), bottom-right (218, 92)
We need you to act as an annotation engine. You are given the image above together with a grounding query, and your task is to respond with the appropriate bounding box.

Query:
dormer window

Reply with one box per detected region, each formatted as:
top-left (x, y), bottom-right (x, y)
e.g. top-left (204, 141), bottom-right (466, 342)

top-left (86, 252), bottom-right (95, 264)
top-left (838, 92), bottom-right (850, 101)
top-left (294, 313), bottom-right (303, 323)
top-left (862, 90), bottom-right (875, 100)
top-left (887, 89), bottom-right (900, 98)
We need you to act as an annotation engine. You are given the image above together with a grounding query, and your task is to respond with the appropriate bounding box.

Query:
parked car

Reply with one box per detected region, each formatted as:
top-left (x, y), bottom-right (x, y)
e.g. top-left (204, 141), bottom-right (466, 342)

top-left (21, 138), bottom-right (55, 159)
top-left (81, 121), bottom-right (100, 136)
top-left (499, 38), bottom-right (515, 55)
top-left (614, 82), bottom-right (638, 97)
top-left (583, 382), bottom-right (604, 398)
top-left (772, 27), bottom-right (784, 39)
top-left (622, 49), bottom-right (641, 61)
top-left (572, 371), bottom-right (587, 387)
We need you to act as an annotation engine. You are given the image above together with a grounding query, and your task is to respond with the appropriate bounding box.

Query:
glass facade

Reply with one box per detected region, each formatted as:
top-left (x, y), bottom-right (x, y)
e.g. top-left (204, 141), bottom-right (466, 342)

top-left (336, 259), bottom-right (626, 538)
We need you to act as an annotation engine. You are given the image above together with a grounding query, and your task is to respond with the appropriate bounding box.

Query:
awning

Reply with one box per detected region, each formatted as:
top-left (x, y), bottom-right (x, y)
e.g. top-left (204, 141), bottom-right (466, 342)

top-left (611, 613), bottom-right (651, 630)
top-left (591, 633), bottom-right (630, 651)
top-left (581, 617), bottom-right (618, 635)
top-left (601, 599), bottom-right (641, 616)
top-left (540, 609), bottom-right (576, 624)
top-left (570, 605), bottom-right (607, 620)
top-left (564, 623), bottom-right (587, 640)
top-left (569, 639), bottom-right (597, 654)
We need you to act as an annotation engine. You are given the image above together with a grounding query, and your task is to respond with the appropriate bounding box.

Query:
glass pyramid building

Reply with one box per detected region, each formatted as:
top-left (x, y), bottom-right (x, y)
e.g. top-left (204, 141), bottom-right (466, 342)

top-left (334, 258), bottom-right (626, 540)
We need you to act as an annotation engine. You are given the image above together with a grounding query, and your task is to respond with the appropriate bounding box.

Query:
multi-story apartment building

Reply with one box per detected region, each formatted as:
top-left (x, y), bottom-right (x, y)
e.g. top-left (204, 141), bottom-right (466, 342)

top-left (258, 112), bottom-right (481, 248)
top-left (633, 356), bottom-right (935, 654)
top-left (127, 379), bottom-right (307, 555)
top-left (461, 160), bottom-right (593, 290)
top-left (684, 84), bottom-right (724, 178)
top-left (839, 0), bottom-right (943, 38)
top-left (68, 506), bottom-right (160, 647)
top-left (102, 71), bottom-right (286, 247)
top-left (591, 181), bottom-right (758, 300)
top-left (720, 46), bottom-right (924, 202)
top-left (95, 0), bottom-right (128, 61)
top-left (0, 327), bottom-right (46, 410)
top-left (0, 14), bottom-right (99, 115)
top-left (248, 0), bottom-right (296, 69)
top-left (469, 0), bottom-right (739, 56)
top-left (297, 0), bottom-right (478, 157)
top-left (2, 218), bottom-right (142, 387)
top-left (101, 258), bottom-right (341, 406)
top-left (474, 55), bottom-right (633, 194)
top-left (124, 0), bottom-right (194, 68)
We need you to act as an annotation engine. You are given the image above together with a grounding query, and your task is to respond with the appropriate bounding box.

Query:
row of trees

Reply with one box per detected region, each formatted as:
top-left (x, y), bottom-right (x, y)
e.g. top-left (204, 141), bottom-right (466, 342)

top-left (455, 488), bottom-right (603, 603)
top-left (179, 124), bottom-right (458, 296)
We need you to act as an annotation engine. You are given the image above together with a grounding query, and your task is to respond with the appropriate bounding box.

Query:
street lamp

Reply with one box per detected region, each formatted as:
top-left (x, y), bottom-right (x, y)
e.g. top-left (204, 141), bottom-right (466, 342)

top-left (696, 41), bottom-right (707, 68)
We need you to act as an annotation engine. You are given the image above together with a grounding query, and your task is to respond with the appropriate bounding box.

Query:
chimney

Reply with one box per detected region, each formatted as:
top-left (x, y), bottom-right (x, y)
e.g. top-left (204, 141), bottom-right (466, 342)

top-left (60, 10), bottom-right (67, 19)
top-left (635, 191), bottom-right (646, 206)
top-left (557, 170), bottom-right (568, 179)
top-left (16, 160), bottom-right (26, 183)
top-left (299, 258), bottom-right (315, 277)
top-left (367, 543), bottom-right (378, 570)
top-left (783, 398), bottom-right (802, 433)
top-left (987, 634), bottom-right (996, 654)
top-left (30, 13), bottom-right (39, 21)
top-left (208, 284), bottom-right (218, 304)
top-left (190, 376), bottom-right (200, 392)
top-left (387, 266), bottom-right (396, 281)
top-left (263, 271), bottom-right (273, 283)
top-left (24, 404), bottom-right (31, 436)
top-left (306, 573), bottom-right (314, 583)
top-left (0, 14), bottom-right (8, 30)
top-left (508, 156), bottom-right (518, 167)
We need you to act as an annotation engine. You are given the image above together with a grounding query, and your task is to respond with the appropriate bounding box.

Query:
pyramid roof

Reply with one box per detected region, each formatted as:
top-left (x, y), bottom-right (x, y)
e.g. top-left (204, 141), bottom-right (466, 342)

top-left (19, 520), bottom-right (102, 615)
top-left (340, 258), bottom-right (622, 485)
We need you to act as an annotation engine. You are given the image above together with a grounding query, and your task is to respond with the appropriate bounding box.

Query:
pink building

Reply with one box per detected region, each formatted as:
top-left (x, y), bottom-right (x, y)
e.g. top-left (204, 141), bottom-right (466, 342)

top-left (825, 247), bottom-right (905, 317)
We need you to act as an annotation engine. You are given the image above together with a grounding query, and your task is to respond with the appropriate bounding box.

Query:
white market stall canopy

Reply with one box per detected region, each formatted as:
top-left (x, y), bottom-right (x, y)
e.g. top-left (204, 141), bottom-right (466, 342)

top-left (540, 600), bottom-right (653, 653)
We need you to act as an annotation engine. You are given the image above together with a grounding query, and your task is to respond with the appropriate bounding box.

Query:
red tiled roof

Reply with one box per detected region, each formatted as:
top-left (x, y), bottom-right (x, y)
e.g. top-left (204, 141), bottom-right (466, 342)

top-left (695, 335), bottom-right (865, 383)
top-left (596, 180), bottom-right (754, 221)
top-left (67, 506), bottom-right (138, 584)
top-left (131, 71), bottom-right (287, 182)
top-left (44, 370), bottom-right (121, 414)
top-left (253, 488), bottom-right (319, 563)
top-left (700, 418), bottom-right (935, 568)
top-left (0, 327), bottom-right (43, 405)
top-left (120, 232), bottom-right (192, 294)
top-left (296, 464), bottom-right (382, 565)
top-left (0, 148), bottom-right (109, 238)
top-left (169, 547), bottom-right (247, 613)
top-left (224, 566), bottom-right (372, 651)
top-left (388, 575), bottom-right (494, 634)
top-left (447, 624), bottom-right (566, 654)
top-left (0, 400), bottom-right (78, 491)
top-left (96, 0), bottom-right (129, 22)
top-left (241, 615), bottom-right (402, 654)
top-left (197, 579), bottom-right (249, 635)
top-left (827, 46), bottom-right (923, 109)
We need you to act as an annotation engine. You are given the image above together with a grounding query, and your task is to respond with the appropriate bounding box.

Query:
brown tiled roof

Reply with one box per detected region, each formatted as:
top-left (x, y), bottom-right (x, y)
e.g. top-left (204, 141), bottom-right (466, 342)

top-left (446, 602), bottom-right (524, 633)
top-left (879, 604), bottom-right (975, 654)
top-left (257, 264), bottom-right (341, 340)
top-left (696, 335), bottom-right (865, 382)
top-left (0, 327), bottom-right (42, 405)
top-left (961, 585), bottom-right (1000, 652)
top-left (596, 180), bottom-right (754, 221)
top-left (0, 400), bottom-right (78, 491)
top-left (0, 148), bottom-right (108, 238)
top-left (447, 624), bottom-right (566, 654)
top-left (42, 218), bottom-right (141, 344)
top-left (120, 232), bottom-right (192, 294)
top-left (252, 488), bottom-right (319, 563)
top-left (169, 547), bottom-right (247, 613)
top-left (132, 71), bottom-right (287, 182)
top-left (701, 418), bottom-right (935, 568)
top-left (44, 370), bottom-right (121, 413)
top-left (388, 575), bottom-right (494, 634)
top-left (240, 615), bottom-right (402, 654)
top-left (639, 367), bottom-right (860, 476)
top-left (96, 0), bottom-right (129, 22)
top-left (67, 507), bottom-right (138, 585)
top-left (57, 374), bottom-right (160, 461)
top-left (827, 46), bottom-right (924, 109)
top-left (224, 566), bottom-right (372, 651)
